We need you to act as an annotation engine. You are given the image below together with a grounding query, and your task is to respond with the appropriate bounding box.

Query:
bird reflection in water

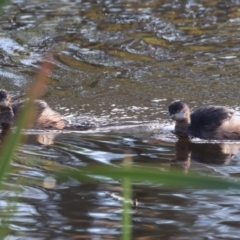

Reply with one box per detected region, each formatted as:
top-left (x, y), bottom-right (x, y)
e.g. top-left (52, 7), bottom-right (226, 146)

top-left (172, 136), bottom-right (240, 172)
top-left (26, 132), bottom-right (60, 145)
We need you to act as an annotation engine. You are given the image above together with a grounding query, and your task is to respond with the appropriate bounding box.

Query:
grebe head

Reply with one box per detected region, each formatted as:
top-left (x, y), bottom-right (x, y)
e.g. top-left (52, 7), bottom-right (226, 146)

top-left (0, 89), bottom-right (11, 108)
top-left (168, 101), bottom-right (190, 121)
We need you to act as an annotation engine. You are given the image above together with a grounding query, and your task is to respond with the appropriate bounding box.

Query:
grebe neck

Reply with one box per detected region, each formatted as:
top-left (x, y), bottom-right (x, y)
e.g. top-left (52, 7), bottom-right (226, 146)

top-left (175, 117), bottom-right (190, 136)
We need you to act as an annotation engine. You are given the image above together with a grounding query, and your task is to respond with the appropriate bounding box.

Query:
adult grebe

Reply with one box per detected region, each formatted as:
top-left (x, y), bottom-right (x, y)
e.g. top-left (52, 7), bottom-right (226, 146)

top-left (168, 100), bottom-right (240, 140)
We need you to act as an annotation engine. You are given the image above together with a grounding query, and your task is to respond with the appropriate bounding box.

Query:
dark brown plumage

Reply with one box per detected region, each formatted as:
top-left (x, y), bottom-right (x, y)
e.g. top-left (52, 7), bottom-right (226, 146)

top-left (0, 89), bottom-right (65, 130)
top-left (168, 100), bottom-right (240, 140)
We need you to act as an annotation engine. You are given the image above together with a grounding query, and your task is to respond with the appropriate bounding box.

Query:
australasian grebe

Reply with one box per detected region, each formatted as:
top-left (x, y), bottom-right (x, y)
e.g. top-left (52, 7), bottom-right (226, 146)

top-left (0, 89), bottom-right (65, 130)
top-left (168, 100), bottom-right (240, 140)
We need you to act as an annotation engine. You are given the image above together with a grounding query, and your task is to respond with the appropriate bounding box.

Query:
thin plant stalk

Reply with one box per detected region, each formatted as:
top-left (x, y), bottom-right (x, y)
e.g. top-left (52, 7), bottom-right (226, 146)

top-left (121, 152), bottom-right (133, 240)
top-left (121, 177), bottom-right (132, 240)
top-left (0, 54), bottom-right (53, 187)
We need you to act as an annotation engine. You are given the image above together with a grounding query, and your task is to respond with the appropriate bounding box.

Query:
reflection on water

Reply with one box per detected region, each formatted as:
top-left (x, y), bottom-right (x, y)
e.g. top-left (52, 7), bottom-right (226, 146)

top-left (1, 0), bottom-right (240, 238)
top-left (1, 129), bottom-right (240, 239)
top-left (172, 138), bottom-right (240, 173)
top-left (149, 135), bottom-right (240, 172)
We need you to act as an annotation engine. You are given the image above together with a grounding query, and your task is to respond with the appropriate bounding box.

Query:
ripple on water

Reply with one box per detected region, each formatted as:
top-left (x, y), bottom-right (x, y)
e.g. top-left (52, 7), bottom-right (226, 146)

top-left (1, 0), bottom-right (240, 239)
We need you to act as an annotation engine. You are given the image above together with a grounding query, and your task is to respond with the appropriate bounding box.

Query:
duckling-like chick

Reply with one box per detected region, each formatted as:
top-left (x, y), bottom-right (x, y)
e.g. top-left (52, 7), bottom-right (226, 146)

top-left (0, 89), bottom-right (65, 130)
top-left (12, 99), bottom-right (66, 129)
top-left (0, 90), bottom-right (15, 133)
top-left (168, 100), bottom-right (240, 140)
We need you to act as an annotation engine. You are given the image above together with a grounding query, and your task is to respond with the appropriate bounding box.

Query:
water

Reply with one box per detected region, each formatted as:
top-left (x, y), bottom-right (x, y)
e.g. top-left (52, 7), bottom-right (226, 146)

top-left (1, 0), bottom-right (240, 239)
top-left (5, 131), bottom-right (240, 239)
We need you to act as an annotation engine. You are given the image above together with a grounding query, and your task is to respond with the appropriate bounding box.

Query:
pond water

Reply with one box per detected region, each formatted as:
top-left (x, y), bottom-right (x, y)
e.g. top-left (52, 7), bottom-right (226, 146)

top-left (1, 0), bottom-right (240, 239)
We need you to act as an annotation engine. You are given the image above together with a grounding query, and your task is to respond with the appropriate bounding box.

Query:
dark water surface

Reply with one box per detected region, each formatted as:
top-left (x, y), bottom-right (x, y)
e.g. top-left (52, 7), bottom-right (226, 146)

top-left (1, 0), bottom-right (240, 239)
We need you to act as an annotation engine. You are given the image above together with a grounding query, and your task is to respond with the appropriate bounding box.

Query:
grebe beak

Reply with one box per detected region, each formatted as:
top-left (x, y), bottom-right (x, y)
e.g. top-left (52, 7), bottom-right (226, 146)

top-left (167, 113), bottom-right (174, 120)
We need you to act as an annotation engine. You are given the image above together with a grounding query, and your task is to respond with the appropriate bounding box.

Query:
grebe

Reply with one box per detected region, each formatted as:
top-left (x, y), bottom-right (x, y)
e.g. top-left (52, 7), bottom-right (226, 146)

top-left (168, 100), bottom-right (240, 140)
top-left (0, 89), bottom-right (65, 130)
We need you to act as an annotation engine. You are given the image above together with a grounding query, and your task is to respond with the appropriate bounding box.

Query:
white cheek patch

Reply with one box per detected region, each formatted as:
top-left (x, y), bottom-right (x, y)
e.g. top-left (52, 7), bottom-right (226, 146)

top-left (0, 100), bottom-right (9, 107)
top-left (175, 109), bottom-right (185, 120)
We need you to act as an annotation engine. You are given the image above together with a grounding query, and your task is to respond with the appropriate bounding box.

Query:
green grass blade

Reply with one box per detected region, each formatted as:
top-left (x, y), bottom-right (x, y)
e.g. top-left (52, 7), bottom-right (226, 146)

top-left (121, 177), bottom-right (132, 240)
top-left (64, 165), bottom-right (240, 190)
top-left (0, 0), bottom-right (6, 6)
top-left (121, 154), bottom-right (132, 240)
top-left (0, 55), bottom-right (52, 187)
